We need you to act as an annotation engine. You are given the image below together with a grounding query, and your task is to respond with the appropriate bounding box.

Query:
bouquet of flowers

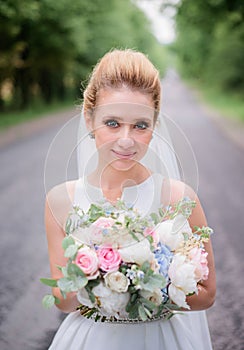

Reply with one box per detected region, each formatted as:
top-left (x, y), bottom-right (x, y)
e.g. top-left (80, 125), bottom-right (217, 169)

top-left (41, 198), bottom-right (213, 322)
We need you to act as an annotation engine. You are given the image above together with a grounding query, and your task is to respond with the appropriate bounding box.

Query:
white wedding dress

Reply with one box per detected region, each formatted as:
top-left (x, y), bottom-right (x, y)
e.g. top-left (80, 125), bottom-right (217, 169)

top-left (49, 174), bottom-right (213, 350)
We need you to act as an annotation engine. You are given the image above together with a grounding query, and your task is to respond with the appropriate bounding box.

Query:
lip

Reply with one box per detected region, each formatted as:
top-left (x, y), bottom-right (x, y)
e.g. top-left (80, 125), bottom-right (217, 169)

top-left (112, 150), bottom-right (136, 159)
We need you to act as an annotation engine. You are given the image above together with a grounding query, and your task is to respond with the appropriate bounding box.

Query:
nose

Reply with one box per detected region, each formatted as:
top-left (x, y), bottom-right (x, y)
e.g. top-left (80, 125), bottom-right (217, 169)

top-left (117, 125), bottom-right (134, 149)
top-left (117, 137), bottom-right (134, 149)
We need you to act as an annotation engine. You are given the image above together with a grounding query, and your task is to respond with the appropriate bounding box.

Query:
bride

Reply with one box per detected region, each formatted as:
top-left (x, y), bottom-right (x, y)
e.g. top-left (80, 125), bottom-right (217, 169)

top-left (45, 49), bottom-right (216, 349)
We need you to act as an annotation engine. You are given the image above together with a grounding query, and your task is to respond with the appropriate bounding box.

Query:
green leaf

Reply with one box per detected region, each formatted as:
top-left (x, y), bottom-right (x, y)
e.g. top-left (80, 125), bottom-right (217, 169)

top-left (130, 292), bottom-right (138, 304)
top-left (42, 294), bottom-right (56, 309)
top-left (60, 289), bottom-right (67, 300)
top-left (87, 279), bottom-right (100, 288)
top-left (67, 263), bottom-right (85, 277)
top-left (75, 276), bottom-right (88, 289)
top-left (57, 278), bottom-right (76, 292)
top-left (62, 236), bottom-right (75, 250)
top-left (140, 297), bottom-right (157, 311)
top-left (138, 304), bottom-right (147, 321)
top-left (61, 266), bottom-right (68, 278)
top-left (65, 218), bottom-right (72, 234)
top-left (85, 285), bottom-right (96, 303)
top-left (57, 276), bottom-right (88, 292)
top-left (141, 274), bottom-right (166, 292)
top-left (54, 296), bottom-right (61, 305)
top-left (64, 244), bottom-right (78, 258)
top-left (40, 278), bottom-right (58, 287)
top-left (141, 261), bottom-right (151, 273)
top-left (150, 212), bottom-right (159, 224)
top-left (128, 303), bottom-right (139, 319)
top-left (144, 307), bottom-right (152, 318)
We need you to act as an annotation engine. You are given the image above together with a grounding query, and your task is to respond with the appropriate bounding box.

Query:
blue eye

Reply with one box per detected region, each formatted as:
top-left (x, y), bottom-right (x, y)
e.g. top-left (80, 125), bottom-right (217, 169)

top-left (135, 121), bottom-right (149, 130)
top-left (105, 119), bottom-right (119, 128)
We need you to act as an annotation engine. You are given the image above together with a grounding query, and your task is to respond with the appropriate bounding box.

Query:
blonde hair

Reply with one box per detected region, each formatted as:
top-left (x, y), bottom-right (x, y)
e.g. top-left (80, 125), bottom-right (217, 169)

top-left (83, 49), bottom-right (161, 114)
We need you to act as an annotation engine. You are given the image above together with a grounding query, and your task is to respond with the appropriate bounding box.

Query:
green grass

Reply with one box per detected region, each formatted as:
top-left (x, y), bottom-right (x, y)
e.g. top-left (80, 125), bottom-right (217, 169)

top-left (0, 98), bottom-right (77, 130)
top-left (187, 81), bottom-right (244, 123)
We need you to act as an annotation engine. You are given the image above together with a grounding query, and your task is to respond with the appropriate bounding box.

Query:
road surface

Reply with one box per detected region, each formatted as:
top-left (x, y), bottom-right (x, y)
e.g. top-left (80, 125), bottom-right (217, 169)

top-left (0, 72), bottom-right (243, 350)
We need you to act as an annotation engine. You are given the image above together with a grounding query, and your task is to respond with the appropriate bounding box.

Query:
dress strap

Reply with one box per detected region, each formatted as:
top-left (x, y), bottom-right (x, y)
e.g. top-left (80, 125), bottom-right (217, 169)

top-left (73, 178), bottom-right (91, 211)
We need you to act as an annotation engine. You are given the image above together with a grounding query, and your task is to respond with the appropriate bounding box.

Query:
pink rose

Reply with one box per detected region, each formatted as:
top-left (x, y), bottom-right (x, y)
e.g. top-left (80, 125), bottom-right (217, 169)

top-left (93, 217), bottom-right (115, 229)
top-left (90, 217), bottom-right (115, 243)
top-left (97, 247), bottom-right (121, 272)
top-left (144, 227), bottom-right (159, 248)
top-left (75, 247), bottom-right (99, 279)
top-left (189, 247), bottom-right (209, 281)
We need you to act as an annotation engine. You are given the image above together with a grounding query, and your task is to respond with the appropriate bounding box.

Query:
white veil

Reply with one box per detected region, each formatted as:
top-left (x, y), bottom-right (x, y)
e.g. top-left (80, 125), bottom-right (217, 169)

top-left (76, 104), bottom-right (198, 186)
top-left (44, 103), bottom-right (198, 223)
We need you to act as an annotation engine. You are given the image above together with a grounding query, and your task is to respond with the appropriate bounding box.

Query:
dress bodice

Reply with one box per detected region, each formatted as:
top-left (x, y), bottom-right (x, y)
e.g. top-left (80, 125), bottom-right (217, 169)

top-left (73, 173), bottom-right (164, 216)
top-left (49, 173), bottom-right (213, 349)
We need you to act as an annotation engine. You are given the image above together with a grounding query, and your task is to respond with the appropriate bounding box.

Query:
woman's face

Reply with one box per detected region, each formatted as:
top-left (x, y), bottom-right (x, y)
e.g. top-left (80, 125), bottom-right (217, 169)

top-left (86, 87), bottom-right (155, 172)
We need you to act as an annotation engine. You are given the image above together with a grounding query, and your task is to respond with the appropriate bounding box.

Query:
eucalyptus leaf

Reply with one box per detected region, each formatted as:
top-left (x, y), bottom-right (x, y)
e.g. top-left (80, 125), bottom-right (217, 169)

top-left (150, 212), bottom-right (159, 224)
top-left (40, 278), bottom-right (58, 287)
top-left (75, 276), bottom-right (88, 289)
top-left (54, 296), bottom-right (61, 305)
top-left (138, 304), bottom-right (147, 321)
top-left (140, 297), bottom-right (156, 311)
top-left (128, 303), bottom-right (139, 319)
top-left (67, 263), bottom-right (85, 277)
top-left (65, 219), bottom-right (72, 234)
top-left (141, 274), bottom-right (166, 292)
top-left (87, 279), bottom-right (100, 288)
top-left (141, 261), bottom-right (151, 273)
top-left (61, 266), bottom-right (69, 278)
top-left (62, 236), bottom-right (75, 250)
top-left (144, 307), bottom-right (152, 318)
top-left (57, 278), bottom-right (77, 292)
top-left (42, 294), bottom-right (55, 309)
top-left (64, 244), bottom-right (78, 258)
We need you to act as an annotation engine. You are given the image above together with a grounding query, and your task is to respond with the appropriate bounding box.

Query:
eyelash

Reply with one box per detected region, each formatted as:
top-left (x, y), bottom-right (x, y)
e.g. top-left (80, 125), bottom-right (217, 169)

top-left (104, 119), bottom-right (149, 130)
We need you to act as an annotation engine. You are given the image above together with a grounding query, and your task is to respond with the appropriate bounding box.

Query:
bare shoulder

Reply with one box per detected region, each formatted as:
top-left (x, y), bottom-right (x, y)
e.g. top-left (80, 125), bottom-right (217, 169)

top-left (162, 178), bottom-right (207, 227)
top-left (45, 180), bottom-right (78, 228)
top-left (162, 178), bottom-right (197, 205)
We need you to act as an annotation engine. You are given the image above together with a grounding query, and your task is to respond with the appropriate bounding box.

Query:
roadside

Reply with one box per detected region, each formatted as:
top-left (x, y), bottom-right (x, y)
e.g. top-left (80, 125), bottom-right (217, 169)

top-left (191, 91), bottom-right (244, 150)
top-left (0, 86), bottom-right (243, 151)
top-left (0, 107), bottom-right (79, 149)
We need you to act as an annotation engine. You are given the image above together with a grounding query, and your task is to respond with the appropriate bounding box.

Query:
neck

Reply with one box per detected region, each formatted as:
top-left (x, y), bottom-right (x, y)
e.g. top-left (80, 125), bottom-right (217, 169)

top-left (88, 163), bottom-right (151, 191)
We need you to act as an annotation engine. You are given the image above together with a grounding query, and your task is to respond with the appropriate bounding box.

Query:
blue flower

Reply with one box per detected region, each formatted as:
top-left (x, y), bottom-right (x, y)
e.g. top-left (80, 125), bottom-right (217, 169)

top-left (137, 270), bottom-right (145, 280)
top-left (154, 243), bottom-right (173, 280)
top-left (154, 243), bottom-right (173, 302)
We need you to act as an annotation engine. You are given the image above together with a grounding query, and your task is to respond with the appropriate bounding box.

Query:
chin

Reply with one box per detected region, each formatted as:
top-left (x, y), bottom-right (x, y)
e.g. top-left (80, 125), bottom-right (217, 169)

top-left (110, 159), bottom-right (137, 172)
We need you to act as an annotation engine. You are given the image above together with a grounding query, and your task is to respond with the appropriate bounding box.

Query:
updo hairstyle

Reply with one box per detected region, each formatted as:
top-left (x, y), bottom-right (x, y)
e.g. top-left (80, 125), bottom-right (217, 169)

top-left (83, 49), bottom-right (161, 117)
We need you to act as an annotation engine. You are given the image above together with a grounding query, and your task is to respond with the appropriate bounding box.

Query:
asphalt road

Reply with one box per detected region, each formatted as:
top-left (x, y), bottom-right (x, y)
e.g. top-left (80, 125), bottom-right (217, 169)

top-left (0, 72), bottom-right (243, 350)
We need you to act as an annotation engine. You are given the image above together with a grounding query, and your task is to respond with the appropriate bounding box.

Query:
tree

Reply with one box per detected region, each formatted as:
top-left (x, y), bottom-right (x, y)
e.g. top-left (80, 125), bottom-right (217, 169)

top-left (173, 0), bottom-right (244, 92)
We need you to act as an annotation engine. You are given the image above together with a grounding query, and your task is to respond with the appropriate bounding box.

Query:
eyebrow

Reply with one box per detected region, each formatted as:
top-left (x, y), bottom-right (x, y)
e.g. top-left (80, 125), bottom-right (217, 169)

top-left (102, 116), bottom-right (153, 123)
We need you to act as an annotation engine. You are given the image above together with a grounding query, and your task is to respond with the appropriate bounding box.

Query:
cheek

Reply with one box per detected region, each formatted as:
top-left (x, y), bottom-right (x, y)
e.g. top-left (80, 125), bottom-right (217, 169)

top-left (95, 130), bottom-right (115, 149)
top-left (135, 131), bottom-right (152, 146)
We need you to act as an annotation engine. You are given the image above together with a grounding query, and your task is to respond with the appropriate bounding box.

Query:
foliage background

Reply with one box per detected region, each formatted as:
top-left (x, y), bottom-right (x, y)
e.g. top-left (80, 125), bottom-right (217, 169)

top-left (173, 0), bottom-right (244, 95)
top-left (0, 0), bottom-right (167, 112)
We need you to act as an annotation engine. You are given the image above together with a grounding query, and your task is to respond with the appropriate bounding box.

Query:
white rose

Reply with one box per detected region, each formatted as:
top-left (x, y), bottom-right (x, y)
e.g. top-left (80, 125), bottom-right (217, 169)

top-left (93, 283), bottom-right (111, 298)
top-left (140, 288), bottom-right (163, 306)
top-left (168, 254), bottom-right (197, 309)
top-left (93, 283), bottom-right (129, 318)
top-left (77, 288), bottom-right (94, 308)
top-left (119, 239), bottom-right (154, 265)
top-left (104, 271), bottom-right (130, 292)
top-left (156, 214), bottom-right (192, 251)
top-left (168, 254), bottom-right (197, 294)
top-left (168, 284), bottom-right (189, 309)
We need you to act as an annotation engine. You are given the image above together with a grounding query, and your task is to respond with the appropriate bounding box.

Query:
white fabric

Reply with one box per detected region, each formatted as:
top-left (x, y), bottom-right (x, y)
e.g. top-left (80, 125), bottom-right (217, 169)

top-left (49, 175), bottom-right (213, 350)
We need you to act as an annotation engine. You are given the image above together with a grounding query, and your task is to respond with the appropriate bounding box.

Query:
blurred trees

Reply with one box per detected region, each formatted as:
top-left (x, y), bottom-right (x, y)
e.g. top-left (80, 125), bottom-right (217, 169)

top-left (174, 0), bottom-right (244, 93)
top-left (0, 0), bottom-right (165, 111)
